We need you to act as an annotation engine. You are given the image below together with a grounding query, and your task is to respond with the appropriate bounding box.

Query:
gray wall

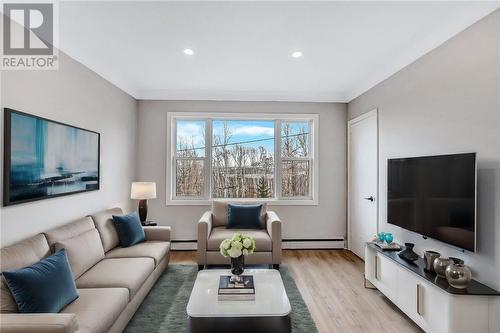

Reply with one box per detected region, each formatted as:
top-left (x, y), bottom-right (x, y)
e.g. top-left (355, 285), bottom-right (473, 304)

top-left (1, 51), bottom-right (137, 246)
top-left (136, 100), bottom-right (347, 241)
top-left (348, 10), bottom-right (500, 290)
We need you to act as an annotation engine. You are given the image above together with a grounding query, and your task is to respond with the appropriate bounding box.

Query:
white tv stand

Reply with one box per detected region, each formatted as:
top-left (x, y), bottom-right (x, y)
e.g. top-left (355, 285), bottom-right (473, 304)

top-left (364, 243), bottom-right (499, 333)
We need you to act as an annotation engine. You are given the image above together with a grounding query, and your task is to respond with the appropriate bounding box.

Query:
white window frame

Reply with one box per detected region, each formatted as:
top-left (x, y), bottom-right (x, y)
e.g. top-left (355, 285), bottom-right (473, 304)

top-left (166, 112), bottom-right (319, 206)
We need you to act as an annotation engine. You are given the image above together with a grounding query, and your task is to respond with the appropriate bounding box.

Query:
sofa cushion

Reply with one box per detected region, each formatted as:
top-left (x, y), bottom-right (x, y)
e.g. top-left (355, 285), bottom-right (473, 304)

top-left (55, 229), bottom-right (105, 279)
top-left (105, 241), bottom-right (170, 266)
top-left (112, 212), bottom-right (146, 247)
top-left (1, 234), bottom-right (50, 313)
top-left (207, 227), bottom-right (272, 252)
top-left (3, 249), bottom-right (78, 313)
top-left (75, 258), bottom-right (154, 300)
top-left (44, 217), bottom-right (95, 251)
top-left (91, 208), bottom-right (123, 252)
top-left (212, 201), bottom-right (267, 227)
top-left (62, 288), bottom-right (128, 333)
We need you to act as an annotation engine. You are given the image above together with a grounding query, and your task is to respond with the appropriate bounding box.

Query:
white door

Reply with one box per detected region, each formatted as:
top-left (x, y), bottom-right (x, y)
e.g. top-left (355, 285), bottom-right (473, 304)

top-left (348, 109), bottom-right (378, 259)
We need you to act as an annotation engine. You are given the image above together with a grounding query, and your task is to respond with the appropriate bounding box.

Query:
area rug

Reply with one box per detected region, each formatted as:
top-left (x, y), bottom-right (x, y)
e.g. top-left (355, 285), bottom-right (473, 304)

top-left (124, 265), bottom-right (318, 333)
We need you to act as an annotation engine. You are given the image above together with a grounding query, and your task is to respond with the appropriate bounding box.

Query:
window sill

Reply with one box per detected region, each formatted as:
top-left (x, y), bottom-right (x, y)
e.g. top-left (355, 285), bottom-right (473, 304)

top-left (165, 198), bottom-right (319, 206)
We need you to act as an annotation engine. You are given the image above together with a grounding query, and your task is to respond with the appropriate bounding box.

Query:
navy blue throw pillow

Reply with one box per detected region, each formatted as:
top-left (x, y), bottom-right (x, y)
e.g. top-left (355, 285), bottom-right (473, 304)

top-left (227, 204), bottom-right (263, 229)
top-left (3, 249), bottom-right (78, 313)
top-left (112, 212), bottom-right (146, 247)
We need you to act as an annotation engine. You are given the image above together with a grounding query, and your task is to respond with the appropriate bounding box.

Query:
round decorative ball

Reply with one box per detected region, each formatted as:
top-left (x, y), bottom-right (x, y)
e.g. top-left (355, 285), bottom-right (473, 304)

top-left (384, 233), bottom-right (393, 244)
top-left (433, 257), bottom-right (453, 278)
top-left (445, 261), bottom-right (472, 289)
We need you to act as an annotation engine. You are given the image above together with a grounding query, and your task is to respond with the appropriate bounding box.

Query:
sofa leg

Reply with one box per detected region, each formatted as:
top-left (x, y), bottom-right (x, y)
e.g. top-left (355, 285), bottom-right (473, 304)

top-left (273, 264), bottom-right (280, 270)
top-left (198, 265), bottom-right (204, 271)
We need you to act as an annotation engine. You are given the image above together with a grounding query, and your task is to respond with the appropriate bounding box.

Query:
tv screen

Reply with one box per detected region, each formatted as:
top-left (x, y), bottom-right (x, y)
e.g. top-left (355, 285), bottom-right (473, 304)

top-left (3, 108), bottom-right (100, 206)
top-left (387, 153), bottom-right (476, 252)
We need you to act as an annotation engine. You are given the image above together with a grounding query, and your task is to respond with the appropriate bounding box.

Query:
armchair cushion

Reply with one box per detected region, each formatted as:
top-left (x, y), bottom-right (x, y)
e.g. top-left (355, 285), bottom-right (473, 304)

top-left (212, 201), bottom-right (267, 227)
top-left (207, 227), bottom-right (272, 252)
top-left (227, 204), bottom-right (263, 229)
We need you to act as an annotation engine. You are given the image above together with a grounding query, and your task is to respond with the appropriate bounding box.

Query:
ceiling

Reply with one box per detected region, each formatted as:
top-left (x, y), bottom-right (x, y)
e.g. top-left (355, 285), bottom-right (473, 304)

top-left (58, 1), bottom-right (500, 102)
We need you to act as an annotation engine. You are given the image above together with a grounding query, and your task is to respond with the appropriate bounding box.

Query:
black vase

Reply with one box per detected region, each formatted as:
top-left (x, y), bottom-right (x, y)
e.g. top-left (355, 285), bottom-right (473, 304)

top-left (231, 255), bottom-right (245, 275)
top-left (398, 243), bottom-right (419, 262)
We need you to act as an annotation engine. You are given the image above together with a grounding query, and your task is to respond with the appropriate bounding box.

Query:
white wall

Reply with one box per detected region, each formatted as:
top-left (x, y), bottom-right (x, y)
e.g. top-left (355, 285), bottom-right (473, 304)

top-left (348, 10), bottom-right (500, 291)
top-left (1, 51), bottom-right (137, 246)
top-left (136, 100), bottom-right (347, 242)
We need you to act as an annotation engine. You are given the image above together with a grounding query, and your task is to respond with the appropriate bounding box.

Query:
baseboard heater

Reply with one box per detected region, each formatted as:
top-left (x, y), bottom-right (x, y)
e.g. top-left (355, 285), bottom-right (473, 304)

top-left (282, 238), bottom-right (345, 249)
top-left (171, 238), bottom-right (345, 251)
top-left (171, 240), bottom-right (197, 251)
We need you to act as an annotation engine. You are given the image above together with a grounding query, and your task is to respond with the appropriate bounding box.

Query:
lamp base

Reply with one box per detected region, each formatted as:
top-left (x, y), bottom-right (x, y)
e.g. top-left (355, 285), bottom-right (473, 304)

top-left (138, 199), bottom-right (148, 223)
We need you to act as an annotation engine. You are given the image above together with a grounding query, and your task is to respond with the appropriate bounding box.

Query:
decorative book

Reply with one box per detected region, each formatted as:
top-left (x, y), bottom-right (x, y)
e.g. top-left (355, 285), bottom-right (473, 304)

top-left (218, 275), bottom-right (255, 301)
top-left (373, 241), bottom-right (401, 251)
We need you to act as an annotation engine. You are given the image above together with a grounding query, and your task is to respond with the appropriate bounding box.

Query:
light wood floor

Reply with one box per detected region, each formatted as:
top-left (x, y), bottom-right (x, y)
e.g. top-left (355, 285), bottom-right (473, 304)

top-left (171, 249), bottom-right (423, 333)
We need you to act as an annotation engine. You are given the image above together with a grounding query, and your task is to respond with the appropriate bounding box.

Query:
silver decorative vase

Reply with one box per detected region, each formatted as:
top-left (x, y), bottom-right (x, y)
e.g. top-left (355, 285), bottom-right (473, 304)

top-left (445, 258), bottom-right (472, 289)
top-left (433, 257), bottom-right (453, 278)
top-left (424, 251), bottom-right (441, 272)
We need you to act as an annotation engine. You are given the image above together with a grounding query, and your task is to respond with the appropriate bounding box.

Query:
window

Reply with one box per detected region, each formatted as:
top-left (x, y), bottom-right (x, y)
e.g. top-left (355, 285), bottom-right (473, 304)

top-left (168, 113), bottom-right (318, 205)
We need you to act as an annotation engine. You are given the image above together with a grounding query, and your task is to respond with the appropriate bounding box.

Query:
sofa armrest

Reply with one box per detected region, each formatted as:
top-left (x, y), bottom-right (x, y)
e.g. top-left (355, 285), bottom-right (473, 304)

top-left (0, 313), bottom-right (79, 333)
top-left (197, 211), bottom-right (213, 265)
top-left (143, 226), bottom-right (171, 242)
top-left (266, 211), bottom-right (282, 265)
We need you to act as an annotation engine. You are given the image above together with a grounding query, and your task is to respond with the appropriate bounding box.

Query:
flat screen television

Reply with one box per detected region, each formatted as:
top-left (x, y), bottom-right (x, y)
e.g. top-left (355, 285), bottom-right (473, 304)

top-left (387, 153), bottom-right (476, 252)
top-left (3, 108), bottom-right (100, 206)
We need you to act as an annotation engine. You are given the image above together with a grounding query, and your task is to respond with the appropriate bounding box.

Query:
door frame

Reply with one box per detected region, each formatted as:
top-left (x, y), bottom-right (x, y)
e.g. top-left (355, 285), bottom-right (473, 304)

top-left (347, 108), bottom-right (379, 254)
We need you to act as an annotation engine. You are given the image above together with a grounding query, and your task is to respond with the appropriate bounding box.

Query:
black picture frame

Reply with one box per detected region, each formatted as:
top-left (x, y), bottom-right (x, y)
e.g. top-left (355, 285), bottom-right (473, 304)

top-left (3, 108), bottom-right (100, 206)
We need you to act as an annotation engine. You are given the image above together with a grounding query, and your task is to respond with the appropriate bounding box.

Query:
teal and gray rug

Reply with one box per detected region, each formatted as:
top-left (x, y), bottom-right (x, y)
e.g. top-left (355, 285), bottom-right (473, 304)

top-left (125, 265), bottom-right (318, 333)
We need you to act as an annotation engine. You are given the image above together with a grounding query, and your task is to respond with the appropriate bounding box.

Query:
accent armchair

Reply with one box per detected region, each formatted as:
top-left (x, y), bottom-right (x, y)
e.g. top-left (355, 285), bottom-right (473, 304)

top-left (197, 201), bottom-right (282, 270)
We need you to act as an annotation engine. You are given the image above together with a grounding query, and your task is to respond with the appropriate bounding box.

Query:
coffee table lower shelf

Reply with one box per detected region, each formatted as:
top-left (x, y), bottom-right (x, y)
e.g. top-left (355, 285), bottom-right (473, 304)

top-left (188, 315), bottom-right (291, 333)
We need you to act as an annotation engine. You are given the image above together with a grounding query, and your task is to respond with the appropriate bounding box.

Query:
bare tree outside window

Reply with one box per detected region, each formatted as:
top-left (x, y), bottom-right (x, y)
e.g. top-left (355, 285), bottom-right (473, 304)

top-left (281, 121), bottom-right (311, 197)
top-left (212, 120), bottom-right (274, 199)
top-left (175, 120), bottom-right (205, 197)
top-left (173, 117), bottom-right (313, 200)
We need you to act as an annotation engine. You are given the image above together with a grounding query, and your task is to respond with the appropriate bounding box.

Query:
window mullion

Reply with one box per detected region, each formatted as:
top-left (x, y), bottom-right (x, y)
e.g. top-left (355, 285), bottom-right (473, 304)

top-left (275, 119), bottom-right (282, 200)
top-left (205, 119), bottom-right (212, 200)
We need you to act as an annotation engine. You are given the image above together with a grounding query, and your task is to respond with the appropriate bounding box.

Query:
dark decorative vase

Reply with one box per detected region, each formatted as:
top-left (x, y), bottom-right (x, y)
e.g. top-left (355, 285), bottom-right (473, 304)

top-left (398, 243), bottom-right (419, 262)
top-left (231, 255), bottom-right (245, 276)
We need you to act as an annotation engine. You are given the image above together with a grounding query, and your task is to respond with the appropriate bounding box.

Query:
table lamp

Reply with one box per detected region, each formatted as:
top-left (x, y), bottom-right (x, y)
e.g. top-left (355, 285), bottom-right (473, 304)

top-left (131, 182), bottom-right (156, 223)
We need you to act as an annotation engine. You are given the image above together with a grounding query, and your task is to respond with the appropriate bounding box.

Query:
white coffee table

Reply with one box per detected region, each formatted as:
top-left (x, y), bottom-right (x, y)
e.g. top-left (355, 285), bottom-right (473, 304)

top-left (186, 269), bottom-right (291, 333)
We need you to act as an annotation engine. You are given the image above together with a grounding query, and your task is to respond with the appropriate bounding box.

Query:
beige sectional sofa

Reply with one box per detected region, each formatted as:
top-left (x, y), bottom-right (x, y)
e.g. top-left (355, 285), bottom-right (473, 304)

top-left (0, 207), bottom-right (171, 333)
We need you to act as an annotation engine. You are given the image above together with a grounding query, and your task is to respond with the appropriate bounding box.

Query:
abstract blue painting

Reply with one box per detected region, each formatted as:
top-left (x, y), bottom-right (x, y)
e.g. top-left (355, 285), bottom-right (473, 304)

top-left (3, 109), bottom-right (100, 205)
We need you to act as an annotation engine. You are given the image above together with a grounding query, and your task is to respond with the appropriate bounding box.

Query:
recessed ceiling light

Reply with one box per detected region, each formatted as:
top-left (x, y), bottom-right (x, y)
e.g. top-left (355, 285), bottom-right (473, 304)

top-left (291, 51), bottom-right (303, 58)
top-left (184, 48), bottom-right (194, 55)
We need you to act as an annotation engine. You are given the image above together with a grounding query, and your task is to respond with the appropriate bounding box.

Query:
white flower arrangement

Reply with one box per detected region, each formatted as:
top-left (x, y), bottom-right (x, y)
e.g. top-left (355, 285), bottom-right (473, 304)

top-left (219, 233), bottom-right (256, 258)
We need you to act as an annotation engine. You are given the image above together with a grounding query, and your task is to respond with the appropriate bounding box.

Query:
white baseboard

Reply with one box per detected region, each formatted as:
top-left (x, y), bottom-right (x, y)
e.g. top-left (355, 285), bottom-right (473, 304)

top-left (282, 239), bottom-right (345, 249)
top-left (171, 241), bottom-right (197, 250)
top-left (171, 239), bottom-right (345, 251)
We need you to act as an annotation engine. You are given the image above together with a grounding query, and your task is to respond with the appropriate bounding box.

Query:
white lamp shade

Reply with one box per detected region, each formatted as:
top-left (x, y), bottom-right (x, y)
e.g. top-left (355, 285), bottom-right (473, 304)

top-left (131, 182), bottom-right (156, 200)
